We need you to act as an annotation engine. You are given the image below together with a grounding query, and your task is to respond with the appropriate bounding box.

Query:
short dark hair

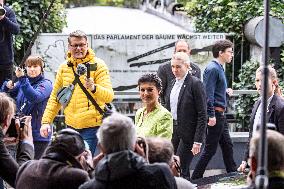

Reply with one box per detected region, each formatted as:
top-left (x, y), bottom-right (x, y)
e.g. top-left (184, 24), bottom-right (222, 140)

top-left (146, 137), bottom-right (174, 165)
top-left (212, 39), bottom-right (233, 58)
top-left (138, 73), bottom-right (162, 91)
top-left (68, 30), bottom-right (87, 44)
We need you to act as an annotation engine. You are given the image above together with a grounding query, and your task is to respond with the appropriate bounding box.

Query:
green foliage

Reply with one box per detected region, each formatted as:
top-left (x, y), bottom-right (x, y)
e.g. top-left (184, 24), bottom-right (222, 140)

top-left (233, 59), bottom-right (259, 130)
top-left (185, 0), bottom-right (284, 130)
top-left (185, 0), bottom-right (284, 39)
top-left (64, 0), bottom-right (135, 7)
top-left (278, 48), bottom-right (284, 89)
top-left (233, 55), bottom-right (284, 130)
top-left (6, 0), bottom-right (67, 64)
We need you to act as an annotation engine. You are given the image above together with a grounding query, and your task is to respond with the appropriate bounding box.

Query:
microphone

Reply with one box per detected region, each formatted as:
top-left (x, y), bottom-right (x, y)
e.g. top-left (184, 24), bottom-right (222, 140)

top-left (76, 64), bottom-right (87, 76)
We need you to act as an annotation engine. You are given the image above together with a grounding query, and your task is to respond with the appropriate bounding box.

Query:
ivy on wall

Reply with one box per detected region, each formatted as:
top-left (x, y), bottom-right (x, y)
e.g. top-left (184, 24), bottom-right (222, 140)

top-left (184, 0), bottom-right (283, 39)
top-left (233, 51), bottom-right (284, 131)
top-left (6, 0), bottom-right (67, 65)
top-left (233, 59), bottom-right (259, 130)
top-left (184, 0), bottom-right (284, 130)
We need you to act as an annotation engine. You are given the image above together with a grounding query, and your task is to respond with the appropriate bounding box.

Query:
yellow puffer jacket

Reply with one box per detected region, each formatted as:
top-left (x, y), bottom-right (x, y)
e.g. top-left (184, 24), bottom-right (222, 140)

top-left (42, 56), bottom-right (114, 129)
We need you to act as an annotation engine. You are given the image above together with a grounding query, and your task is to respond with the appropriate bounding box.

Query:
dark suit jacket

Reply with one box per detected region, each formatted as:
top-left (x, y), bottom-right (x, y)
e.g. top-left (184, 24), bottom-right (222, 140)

top-left (0, 130), bottom-right (34, 187)
top-left (165, 74), bottom-right (207, 144)
top-left (244, 95), bottom-right (284, 159)
top-left (157, 62), bottom-right (201, 106)
top-left (16, 149), bottom-right (89, 189)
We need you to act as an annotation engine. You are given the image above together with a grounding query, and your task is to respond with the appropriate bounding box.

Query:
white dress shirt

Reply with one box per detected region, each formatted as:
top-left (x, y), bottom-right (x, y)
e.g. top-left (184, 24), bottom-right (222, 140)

top-left (252, 95), bottom-right (274, 136)
top-left (170, 72), bottom-right (188, 120)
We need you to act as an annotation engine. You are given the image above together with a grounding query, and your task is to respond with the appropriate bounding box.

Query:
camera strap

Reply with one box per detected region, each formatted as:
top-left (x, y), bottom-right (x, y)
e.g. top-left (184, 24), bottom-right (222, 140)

top-left (71, 66), bottom-right (105, 115)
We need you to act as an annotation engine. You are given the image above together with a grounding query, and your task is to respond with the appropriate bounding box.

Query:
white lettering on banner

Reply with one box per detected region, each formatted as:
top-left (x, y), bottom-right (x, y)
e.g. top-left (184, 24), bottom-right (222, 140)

top-left (32, 33), bottom-right (227, 97)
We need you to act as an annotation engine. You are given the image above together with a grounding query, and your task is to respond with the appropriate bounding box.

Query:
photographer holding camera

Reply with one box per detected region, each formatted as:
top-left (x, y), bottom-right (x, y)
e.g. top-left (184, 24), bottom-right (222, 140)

top-left (0, 92), bottom-right (34, 188)
top-left (80, 113), bottom-right (177, 189)
top-left (1, 55), bottom-right (52, 159)
top-left (15, 128), bottom-right (90, 189)
top-left (0, 0), bottom-right (20, 87)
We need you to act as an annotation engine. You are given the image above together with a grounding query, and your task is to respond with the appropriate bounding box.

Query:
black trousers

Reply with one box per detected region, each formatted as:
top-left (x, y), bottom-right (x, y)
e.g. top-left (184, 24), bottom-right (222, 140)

top-left (171, 122), bottom-right (194, 180)
top-left (0, 64), bottom-right (13, 87)
top-left (191, 112), bottom-right (237, 180)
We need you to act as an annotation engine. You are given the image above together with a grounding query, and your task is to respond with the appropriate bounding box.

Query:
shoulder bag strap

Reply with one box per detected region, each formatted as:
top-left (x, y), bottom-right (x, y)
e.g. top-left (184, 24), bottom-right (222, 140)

top-left (70, 66), bottom-right (105, 115)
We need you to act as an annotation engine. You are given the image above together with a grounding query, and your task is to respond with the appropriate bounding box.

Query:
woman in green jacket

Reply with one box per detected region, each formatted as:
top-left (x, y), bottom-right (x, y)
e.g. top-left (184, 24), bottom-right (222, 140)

top-left (135, 73), bottom-right (173, 139)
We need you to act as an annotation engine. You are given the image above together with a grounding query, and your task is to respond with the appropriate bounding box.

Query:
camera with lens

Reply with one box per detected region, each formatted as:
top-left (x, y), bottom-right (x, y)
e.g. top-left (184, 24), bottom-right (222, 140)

top-left (76, 64), bottom-right (87, 76)
top-left (76, 63), bottom-right (97, 77)
top-left (0, 4), bottom-right (6, 17)
top-left (15, 66), bottom-right (27, 76)
top-left (6, 115), bottom-right (26, 138)
top-left (136, 137), bottom-right (147, 154)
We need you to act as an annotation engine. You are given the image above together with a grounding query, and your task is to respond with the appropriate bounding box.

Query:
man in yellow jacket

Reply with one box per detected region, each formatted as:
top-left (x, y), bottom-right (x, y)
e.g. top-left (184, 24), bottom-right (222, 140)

top-left (40, 30), bottom-right (114, 155)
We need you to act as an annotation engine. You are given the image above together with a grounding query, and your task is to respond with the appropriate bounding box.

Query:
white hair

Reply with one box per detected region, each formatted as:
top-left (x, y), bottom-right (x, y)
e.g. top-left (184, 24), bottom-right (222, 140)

top-left (171, 52), bottom-right (190, 66)
top-left (97, 113), bottom-right (136, 154)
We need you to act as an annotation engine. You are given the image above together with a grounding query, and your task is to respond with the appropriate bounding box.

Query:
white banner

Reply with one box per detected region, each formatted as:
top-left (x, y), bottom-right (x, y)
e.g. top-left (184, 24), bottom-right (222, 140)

top-left (32, 33), bottom-right (226, 98)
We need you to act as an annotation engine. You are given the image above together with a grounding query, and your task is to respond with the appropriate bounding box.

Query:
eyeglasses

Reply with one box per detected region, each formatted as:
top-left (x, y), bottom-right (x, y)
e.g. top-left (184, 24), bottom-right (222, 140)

top-left (69, 43), bottom-right (87, 49)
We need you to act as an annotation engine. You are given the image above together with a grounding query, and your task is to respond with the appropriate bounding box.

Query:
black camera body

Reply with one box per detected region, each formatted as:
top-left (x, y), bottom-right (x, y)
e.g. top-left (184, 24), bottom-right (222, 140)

top-left (6, 116), bottom-right (26, 138)
top-left (0, 4), bottom-right (6, 17)
top-left (136, 137), bottom-right (147, 153)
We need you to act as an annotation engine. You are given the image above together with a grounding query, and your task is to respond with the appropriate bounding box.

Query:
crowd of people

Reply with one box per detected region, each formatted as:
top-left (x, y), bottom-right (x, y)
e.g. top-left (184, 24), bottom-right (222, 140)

top-left (1, 1), bottom-right (284, 188)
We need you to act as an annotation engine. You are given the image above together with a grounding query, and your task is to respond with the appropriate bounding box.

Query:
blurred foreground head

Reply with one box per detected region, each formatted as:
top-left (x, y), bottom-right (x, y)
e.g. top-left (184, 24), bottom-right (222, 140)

top-left (97, 113), bottom-right (136, 154)
top-left (46, 128), bottom-right (85, 157)
top-left (249, 130), bottom-right (284, 172)
top-left (0, 92), bottom-right (15, 132)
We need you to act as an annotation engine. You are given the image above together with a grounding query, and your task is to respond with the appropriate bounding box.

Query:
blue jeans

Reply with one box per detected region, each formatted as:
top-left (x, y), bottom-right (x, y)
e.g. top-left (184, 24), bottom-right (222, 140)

top-left (75, 127), bottom-right (99, 155)
top-left (34, 141), bottom-right (49, 159)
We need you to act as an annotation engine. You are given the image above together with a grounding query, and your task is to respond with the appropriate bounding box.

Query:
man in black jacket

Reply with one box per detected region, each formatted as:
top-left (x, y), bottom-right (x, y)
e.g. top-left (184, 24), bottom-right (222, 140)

top-left (238, 66), bottom-right (284, 172)
top-left (0, 92), bottom-right (34, 188)
top-left (0, 0), bottom-right (20, 86)
top-left (157, 40), bottom-right (201, 106)
top-left (165, 52), bottom-right (207, 179)
top-left (15, 128), bottom-right (90, 189)
top-left (79, 113), bottom-right (177, 189)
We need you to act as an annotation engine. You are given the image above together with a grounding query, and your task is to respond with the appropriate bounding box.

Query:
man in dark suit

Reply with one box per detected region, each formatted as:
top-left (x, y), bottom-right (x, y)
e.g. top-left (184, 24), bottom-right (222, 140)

top-left (191, 39), bottom-right (237, 180)
top-left (158, 40), bottom-right (201, 106)
top-left (238, 66), bottom-right (284, 172)
top-left (165, 52), bottom-right (207, 179)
